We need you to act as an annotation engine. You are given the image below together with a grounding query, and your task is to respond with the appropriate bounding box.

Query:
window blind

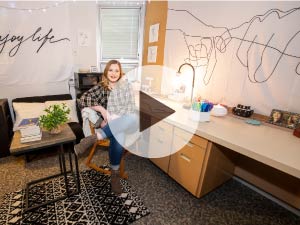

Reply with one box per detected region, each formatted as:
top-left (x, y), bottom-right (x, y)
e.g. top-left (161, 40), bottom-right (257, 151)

top-left (100, 8), bottom-right (140, 60)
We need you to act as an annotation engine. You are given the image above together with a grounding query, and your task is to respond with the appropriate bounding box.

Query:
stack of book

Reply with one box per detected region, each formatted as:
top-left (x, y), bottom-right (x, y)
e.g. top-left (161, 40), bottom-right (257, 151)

top-left (18, 117), bottom-right (42, 143)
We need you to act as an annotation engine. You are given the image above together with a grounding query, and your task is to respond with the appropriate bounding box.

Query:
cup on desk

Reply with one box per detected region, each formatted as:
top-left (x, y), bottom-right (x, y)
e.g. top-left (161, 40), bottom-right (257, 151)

top-left (189, 110), bottom-right (210, 122)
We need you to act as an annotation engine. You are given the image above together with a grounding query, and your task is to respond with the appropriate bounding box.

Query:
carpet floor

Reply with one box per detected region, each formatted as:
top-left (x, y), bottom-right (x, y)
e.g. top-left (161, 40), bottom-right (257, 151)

top-left (0, 148), bottom-right (300, 225)
top-left (0, 169), bottom-right (149, 225)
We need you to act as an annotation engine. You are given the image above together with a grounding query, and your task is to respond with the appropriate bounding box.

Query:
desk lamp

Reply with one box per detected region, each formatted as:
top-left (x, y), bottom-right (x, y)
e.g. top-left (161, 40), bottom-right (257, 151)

top-left (177, 63), bottom-right (195, 109)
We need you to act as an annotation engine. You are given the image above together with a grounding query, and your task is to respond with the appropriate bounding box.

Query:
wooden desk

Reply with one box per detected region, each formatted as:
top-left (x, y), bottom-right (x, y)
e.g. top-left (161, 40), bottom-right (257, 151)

top-left (147, 97), bottom-right (300, 209)
top-left (10, 124), bottom-right (80, 212)
top-left (155, 98), bottom-right (300, 179)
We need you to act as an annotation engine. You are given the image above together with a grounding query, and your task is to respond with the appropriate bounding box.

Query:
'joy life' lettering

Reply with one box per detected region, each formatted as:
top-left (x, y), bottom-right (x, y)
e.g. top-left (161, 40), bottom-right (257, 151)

top-left (0, 27), bottom-right (70, 57)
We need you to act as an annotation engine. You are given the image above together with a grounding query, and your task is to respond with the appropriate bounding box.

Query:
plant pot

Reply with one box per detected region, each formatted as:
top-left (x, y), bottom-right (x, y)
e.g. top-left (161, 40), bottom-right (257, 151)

top-left (50, 126), bottom-right (62, 134)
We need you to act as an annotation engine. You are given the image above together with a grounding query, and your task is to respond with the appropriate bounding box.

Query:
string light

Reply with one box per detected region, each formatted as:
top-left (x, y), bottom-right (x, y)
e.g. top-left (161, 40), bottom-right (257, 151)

top-left (0, 1), bottom-right (66, 12)
top-left (0, 1), bottom-right (145, 11)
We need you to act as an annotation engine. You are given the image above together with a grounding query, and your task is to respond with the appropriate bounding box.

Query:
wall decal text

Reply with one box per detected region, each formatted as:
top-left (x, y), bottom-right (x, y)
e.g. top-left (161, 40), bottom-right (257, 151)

top-left (0, 27), bottom-right (70, 57)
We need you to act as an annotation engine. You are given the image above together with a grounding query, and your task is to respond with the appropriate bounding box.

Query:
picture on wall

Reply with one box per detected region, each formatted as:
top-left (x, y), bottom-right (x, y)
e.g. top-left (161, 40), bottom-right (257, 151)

top-left (147, 46), bottom-right (158, 63)
top-left (78, 30), bottom-right (90, 47)
top-left (149, 23), bottom-right (159, 43)
top-left (267, 109), bottom-right (300, 129)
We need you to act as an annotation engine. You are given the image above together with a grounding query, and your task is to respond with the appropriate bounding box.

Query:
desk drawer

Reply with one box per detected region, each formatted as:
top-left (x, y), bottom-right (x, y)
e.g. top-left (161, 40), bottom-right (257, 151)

top-left (149, 120), bottom-right (173, 144)
top-left (169, 132), bottom-right (207, 196)
top-left (174, 127), bottom-right (208, 149)
top-left (149, 121), bottom-right (173, 172)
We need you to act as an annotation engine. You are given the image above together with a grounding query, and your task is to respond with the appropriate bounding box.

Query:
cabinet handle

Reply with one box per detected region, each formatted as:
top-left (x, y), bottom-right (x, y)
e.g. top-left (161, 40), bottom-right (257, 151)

top-left (186, 142), bottom-right (194, 148)
top-left (180, 153), bottom-right (191, 162)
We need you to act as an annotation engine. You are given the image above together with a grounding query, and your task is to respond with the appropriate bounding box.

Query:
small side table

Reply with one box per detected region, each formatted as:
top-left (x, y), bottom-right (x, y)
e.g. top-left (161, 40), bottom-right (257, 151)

top-left (10, 124), bottom-right (80, 212)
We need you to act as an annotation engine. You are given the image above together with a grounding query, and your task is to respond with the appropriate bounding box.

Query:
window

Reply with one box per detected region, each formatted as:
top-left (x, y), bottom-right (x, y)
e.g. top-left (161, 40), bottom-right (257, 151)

top-left (98, 2), bottom-right (145, 74)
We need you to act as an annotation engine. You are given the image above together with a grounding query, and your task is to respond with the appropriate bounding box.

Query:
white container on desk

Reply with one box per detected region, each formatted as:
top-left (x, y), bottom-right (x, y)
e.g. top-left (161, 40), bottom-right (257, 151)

top-left (211, 104), bottom-right (227, 117)
top-left (189, 110), bottom-right (210, 122)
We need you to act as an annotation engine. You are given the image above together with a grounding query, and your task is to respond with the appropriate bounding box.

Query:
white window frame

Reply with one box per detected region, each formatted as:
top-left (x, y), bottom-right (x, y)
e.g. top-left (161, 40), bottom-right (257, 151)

top-left (97, 2), bottom-right (145, 74)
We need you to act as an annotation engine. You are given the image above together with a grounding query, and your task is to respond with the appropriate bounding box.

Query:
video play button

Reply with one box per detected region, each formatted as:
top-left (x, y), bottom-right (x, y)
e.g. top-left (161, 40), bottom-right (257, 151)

top-left (139, 91), bottom-right (175, 132)
top-left (106, 65), bottom-right (198, 159)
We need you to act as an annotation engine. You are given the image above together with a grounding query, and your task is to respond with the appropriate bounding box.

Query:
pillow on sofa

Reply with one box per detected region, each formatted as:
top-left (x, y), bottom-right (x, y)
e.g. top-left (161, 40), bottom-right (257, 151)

top-left (12, 102), bottom-right (46, 131)
top-left (45, 99), bottom-right (79, 123)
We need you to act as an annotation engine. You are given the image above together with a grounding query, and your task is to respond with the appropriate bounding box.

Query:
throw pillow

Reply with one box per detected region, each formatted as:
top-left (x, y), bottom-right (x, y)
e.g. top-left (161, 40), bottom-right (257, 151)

top-left (12, 102), bottom-right (46, 131)
top-left (44, 99), bottom-right (79, 123)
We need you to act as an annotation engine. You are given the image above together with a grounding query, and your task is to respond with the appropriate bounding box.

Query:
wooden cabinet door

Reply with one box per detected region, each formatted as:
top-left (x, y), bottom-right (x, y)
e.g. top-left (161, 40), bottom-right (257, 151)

top-left (169, 128), bottom-right (207, 196)
top-left (149, 120), bottom-right (173, 173)
top-left (150, 157), bottom-right (170, 174)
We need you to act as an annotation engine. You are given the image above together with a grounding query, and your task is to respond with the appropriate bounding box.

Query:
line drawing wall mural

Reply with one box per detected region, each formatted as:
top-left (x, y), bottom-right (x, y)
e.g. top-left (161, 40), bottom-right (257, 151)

top-left (163, 2), bottom-right (300, 115)
top-left (167, 7), bottom-right (300, 85)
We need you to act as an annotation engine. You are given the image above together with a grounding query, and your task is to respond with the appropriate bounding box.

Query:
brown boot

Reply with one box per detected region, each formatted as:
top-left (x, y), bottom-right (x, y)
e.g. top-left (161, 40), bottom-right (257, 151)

top-left (74, 134), bottom-right (97, 156)
top-left (111, 170), bottom-right (122, 195)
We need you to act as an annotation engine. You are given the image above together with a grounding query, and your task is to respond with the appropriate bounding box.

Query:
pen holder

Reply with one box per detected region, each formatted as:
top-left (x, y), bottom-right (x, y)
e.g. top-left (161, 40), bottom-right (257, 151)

top-left (189, 110), bottom-right (210, 122)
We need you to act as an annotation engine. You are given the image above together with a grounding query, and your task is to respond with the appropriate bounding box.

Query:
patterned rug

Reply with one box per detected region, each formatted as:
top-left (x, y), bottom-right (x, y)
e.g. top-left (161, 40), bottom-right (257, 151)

top-left (0, 170), bottom-right (150, 225)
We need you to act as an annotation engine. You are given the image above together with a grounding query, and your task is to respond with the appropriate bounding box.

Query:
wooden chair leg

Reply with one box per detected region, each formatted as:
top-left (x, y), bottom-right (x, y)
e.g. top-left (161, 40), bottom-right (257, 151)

top-left (119, 156), bottom-right (128, 179)
top-left (85, 134), bottom-right (130, 179)
top-left (86, 142), bottom-right (111, 175)
top-left (86, 143), bottom-right (96, 165)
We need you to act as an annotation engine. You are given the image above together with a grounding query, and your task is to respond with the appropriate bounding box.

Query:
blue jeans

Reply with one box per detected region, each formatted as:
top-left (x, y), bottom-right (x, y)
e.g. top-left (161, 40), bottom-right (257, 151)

top-left (99, 114), bottom-right (138, 167)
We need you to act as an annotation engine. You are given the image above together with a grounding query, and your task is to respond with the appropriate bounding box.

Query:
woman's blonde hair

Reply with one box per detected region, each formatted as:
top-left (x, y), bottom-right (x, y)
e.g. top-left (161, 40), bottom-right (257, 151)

top-left (100, 60), bottom-right (123, 89)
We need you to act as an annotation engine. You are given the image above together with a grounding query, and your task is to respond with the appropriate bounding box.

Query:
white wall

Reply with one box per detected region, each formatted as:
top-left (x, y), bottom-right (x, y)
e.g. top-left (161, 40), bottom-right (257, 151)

top-left (69, 1), bottom-right (98, 71)
top-left (163, 1), bottom-right (300, 116)
top-left (0, 1), bottom-right (98, 119)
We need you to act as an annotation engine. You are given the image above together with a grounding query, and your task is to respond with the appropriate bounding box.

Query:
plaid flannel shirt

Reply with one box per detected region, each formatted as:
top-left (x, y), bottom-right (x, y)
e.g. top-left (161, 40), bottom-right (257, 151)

top-left (78, 85), bottom-right (109, 109)
top-left (78, 80), bottom-right (135, 116)
top-left (107, 80), bottom-right (135, 116)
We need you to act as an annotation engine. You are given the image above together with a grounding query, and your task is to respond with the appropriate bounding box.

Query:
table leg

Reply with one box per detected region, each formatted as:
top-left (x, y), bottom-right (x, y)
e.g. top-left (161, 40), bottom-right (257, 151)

top-left (73, 141), bottom-right (81, 193)
top-left (60, 144), bottom-right (70, 196)
top-left (24, 141), bottom-right (80, 212)
top-left (25, 154), bottom-right (29, 162)
top-left (24, 171), bottom-right (71, 212)
top-left (59, 151), bottom-right (63, 174)
top-left (65, 142), bottom-right (80, 194)
top-left (25, 182), bottom-right (29, 211)
top-left (68, 151), bottom-right (73, 173)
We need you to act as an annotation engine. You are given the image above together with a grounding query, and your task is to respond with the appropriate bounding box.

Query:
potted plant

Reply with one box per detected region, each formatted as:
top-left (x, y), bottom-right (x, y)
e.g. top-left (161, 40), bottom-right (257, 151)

top-left (39, 104), bottom-right (70, 134)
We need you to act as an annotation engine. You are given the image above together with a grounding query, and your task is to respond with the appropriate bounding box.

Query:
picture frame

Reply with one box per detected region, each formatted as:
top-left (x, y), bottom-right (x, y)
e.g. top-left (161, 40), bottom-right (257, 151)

top-left (147, 46), bottom-right (157, 63)
top-left (149, 23), bottom-right (160, 43)
top-left (267, 109), bottom-right (300, 129)
top-left (78, 30), bottom-right (90, 47)
top-left (90, 66), bottom-right (98, 73)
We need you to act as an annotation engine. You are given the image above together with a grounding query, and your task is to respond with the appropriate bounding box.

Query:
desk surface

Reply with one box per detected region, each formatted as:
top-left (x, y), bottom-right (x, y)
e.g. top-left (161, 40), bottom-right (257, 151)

top-left (153, 97), bottom-right (300, 179)
top-left (10, 124), bottom-right (76, 155)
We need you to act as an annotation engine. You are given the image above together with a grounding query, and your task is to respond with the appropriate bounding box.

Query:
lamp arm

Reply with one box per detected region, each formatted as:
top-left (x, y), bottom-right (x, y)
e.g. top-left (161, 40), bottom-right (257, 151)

top-left (178, 63), bottom-right (195, 103)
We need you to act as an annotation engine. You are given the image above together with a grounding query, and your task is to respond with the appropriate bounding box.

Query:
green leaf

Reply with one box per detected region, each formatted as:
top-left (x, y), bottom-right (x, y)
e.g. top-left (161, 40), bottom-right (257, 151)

top-left (39, 103), bottom-right (71, 131)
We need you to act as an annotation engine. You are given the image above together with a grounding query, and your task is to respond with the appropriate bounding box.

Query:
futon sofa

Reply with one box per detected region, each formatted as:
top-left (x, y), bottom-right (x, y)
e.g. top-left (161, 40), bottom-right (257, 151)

top-left (11, 94), bottom-right (84, 145)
